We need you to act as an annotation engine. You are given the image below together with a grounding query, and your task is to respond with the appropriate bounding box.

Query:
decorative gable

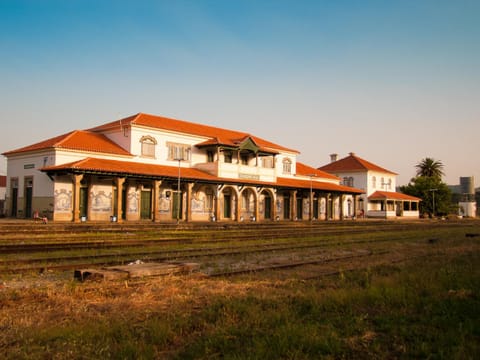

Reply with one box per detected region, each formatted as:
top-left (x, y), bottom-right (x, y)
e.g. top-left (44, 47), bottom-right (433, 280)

top-left (238, 137), bottom-right (259, 153)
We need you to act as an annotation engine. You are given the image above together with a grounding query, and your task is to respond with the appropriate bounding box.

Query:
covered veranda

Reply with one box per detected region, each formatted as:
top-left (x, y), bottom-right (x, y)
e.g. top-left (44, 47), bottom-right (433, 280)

top-left (42, 157), bottom-right (364, 223)
top-left (367, 191), bottom-right (421, 219)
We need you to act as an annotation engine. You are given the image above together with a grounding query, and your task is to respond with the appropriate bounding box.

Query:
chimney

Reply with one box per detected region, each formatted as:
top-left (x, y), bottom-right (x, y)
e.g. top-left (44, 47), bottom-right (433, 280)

top-left (349, 152), bottom-right (356, 156)
top-left (330, 153), bottom-right (338, 163)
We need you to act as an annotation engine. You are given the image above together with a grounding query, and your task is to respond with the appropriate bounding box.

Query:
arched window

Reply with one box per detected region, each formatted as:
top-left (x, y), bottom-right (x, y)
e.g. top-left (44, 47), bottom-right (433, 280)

top-left (282, 158), bottom-right (292, 174)
top-left (140, 135), bottom-right (157, 158)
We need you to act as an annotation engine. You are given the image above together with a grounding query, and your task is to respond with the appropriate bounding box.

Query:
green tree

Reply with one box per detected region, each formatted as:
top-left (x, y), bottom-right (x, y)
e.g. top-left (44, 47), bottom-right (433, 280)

top-left (415, 157), bottom-right (445, 179)
top-left (400, 176), bottom-right (452, 217)
top-left (401, 157), bottom-right (452, 217)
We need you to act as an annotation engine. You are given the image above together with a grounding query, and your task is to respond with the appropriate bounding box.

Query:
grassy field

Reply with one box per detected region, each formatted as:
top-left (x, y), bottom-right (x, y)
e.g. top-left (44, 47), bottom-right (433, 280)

top-left (1, 222), bottom-right (479, 359)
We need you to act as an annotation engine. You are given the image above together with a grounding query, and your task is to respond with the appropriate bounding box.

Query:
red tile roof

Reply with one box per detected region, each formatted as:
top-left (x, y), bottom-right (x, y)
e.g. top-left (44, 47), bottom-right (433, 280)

top-left (42, 157), bottom-right (218, 181)
top-left (42, 158), bottom-right (363, 194)
top-left (2, 130), bottom-right (132, 157)
top-left (318, 153), bottom-right (397, 175)
top-left (276, 177), bottom-right (364, 194)
top-left (89, 113), bottom-right (298, 154)
top-left (368, 191), bottom-right (421, 201)
top-left (296, 162), bottom-right (340, 181)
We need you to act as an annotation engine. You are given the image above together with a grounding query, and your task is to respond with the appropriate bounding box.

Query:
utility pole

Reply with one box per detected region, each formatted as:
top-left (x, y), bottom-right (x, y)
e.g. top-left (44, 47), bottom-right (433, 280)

top-left (429, 188), bottom-right (437, 218)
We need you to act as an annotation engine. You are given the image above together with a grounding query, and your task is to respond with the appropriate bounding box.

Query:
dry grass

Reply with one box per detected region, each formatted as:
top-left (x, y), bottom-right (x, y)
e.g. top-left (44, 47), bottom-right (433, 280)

top-left (1, 222), bottom-right (479, 359)
top-left (1, 274), bottom-right (282, 358)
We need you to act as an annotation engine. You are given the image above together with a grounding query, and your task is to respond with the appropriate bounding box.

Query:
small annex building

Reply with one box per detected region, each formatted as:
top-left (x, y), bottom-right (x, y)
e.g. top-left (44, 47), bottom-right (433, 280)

top-left (2, 113), bottom-right (364, 223)
top-left (318, 152), bottom-right (421, 218)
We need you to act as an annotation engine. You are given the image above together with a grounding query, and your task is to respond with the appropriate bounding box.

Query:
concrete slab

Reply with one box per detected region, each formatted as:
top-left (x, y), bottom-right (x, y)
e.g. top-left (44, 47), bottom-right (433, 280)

top-left (108, 262), bottom-right (199, 277)
top-left (74, 262), bottom-right (199, 281)
top-left (74, 268), bottom-right (129, 282)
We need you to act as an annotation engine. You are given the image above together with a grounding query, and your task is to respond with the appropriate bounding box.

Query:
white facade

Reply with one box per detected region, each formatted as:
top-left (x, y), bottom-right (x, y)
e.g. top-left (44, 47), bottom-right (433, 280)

top-left (318, 153), bottom-right (419, 219)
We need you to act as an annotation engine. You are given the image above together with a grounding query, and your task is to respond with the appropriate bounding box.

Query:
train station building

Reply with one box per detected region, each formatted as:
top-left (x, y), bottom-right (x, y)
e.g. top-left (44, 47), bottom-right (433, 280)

top-left (2, 113), bottom-right (365, 223)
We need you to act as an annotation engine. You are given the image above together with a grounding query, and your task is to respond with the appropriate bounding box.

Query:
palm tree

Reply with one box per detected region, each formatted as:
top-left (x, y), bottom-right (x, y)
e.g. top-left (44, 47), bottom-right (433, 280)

top-left (415, 157), bottom-right (445, 179)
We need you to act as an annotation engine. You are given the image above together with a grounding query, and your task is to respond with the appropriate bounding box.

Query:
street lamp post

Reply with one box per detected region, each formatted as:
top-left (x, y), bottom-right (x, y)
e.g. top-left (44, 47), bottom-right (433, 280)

top-left (174, 157), bottom-right (184, 223)
top-left (382, 180), bottom-right (389, 219)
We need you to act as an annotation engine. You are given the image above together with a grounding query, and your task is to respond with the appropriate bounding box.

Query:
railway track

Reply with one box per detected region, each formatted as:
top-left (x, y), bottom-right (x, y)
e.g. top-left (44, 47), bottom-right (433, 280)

top-left (0, 235), bottom-right (397, 271)
top-left (0, 220), bottom-right (459, 252)
top-left (0, 233), bottom-right (432, 274)
top-left (0, 219), bottom-right (477, 276)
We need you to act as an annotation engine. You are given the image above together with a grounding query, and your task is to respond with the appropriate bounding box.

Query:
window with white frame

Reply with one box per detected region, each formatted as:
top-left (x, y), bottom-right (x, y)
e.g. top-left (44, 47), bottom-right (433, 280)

top-left (140, 135), bottom-right (157, 158)
top-left (282, 158), bottom-right (292, 174)
top-left (167, 142), bottom-right (190, 161)
top-left (262, 156), bottom-right (274, 168)
top-left (372, 176), bottom-right (376, 189)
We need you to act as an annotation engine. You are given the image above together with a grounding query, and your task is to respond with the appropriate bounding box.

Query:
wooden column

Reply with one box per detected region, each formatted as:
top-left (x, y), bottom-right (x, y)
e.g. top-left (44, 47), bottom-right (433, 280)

top-left (151, 179), bottom-right (161, 222)
top-left (291, 190), bottom-right (297, 221)
top-left (340, 194), bottom-right (345, 220)
top-left (271, 190), bottom-right (277, 221)
top-left (236, 188), bottom-right (242, 222)
top-left (254, 189), bottom-right (260, 221)
top-left (72, 174), bottom-right (83, 223)
top-left (309, 190), bottom-right (314, 221)
top-left (332, 194), bottom-right (338, 220)
top-left (214, 189), bottom-right (221, 221)
top-left (327, 195), bottom-right (331, 220)
top-left (353, 195), bottom-right (358, 219)
top-left (186, 182), bottom-right (194, 222)
top-left (116, 177), bottom-right (125, 223)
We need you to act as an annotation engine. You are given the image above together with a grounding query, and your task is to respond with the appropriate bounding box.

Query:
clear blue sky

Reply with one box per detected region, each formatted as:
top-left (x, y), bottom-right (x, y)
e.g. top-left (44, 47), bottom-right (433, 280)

top-left (1, 0), bottom-right (479, 185)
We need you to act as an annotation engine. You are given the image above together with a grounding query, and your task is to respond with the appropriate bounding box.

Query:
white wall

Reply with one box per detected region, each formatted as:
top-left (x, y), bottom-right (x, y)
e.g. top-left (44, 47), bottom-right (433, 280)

top-left (6, 151), bottom-right (56, 197)
top-left (100, 128), bottom-right (132, 152)
top-left (129, 126), bottom-right (209, 167)
top-left (275, 153), bottom-right (297, 179)
top-left (327, 169), bottom-right (397, 197)
top-left (368, 171), bottom-right (396, 195)
top-left (459, 202), bottom-right (477, 217)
